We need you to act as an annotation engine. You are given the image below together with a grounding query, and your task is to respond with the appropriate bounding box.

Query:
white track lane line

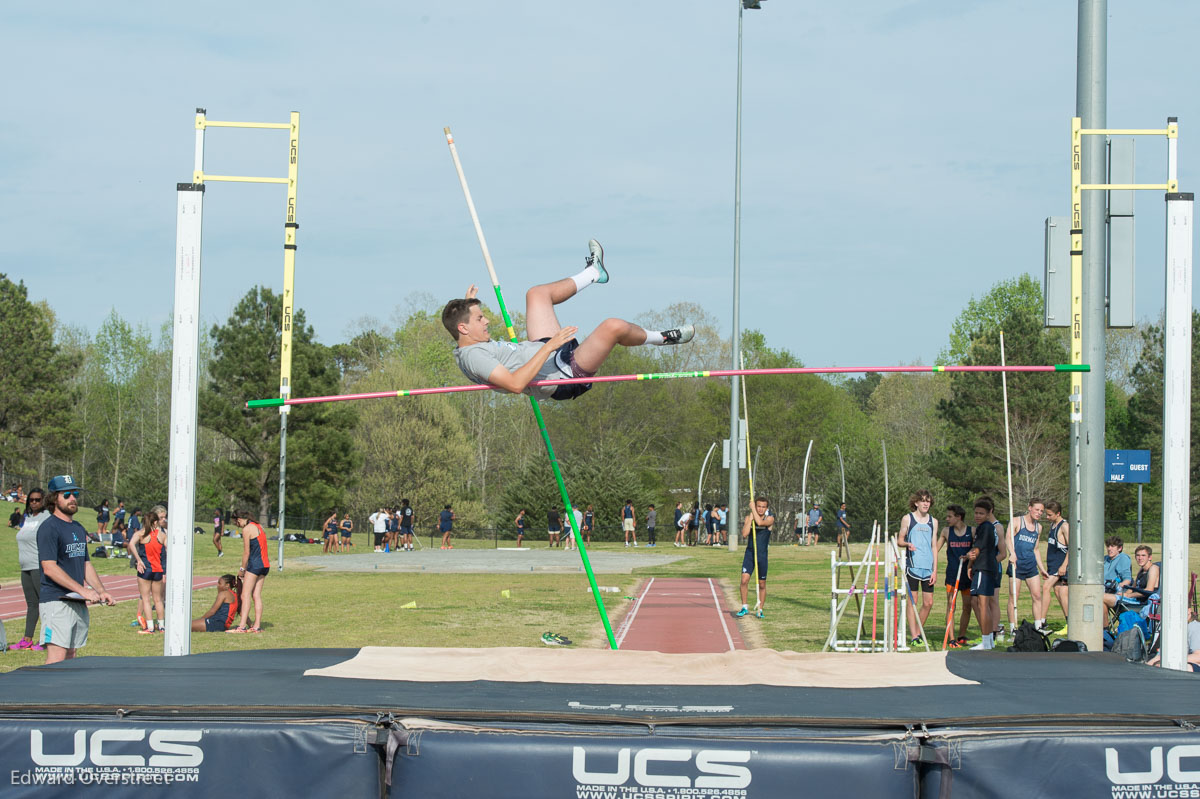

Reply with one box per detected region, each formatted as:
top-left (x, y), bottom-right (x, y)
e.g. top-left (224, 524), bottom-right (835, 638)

top-left (708, 578), bottom-right (736, 652)
top-left (614, 577), bottom-right (655, 648)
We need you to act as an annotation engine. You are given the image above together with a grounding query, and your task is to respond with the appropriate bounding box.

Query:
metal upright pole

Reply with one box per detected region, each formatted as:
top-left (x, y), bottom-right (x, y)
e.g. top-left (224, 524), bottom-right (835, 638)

top-left (727, 0), bottom-right (745, 553)
top-left (1070, 0), bottom-right (1107, 651)
top-left (163, 112), bottom-right (207, 656)
top-left (277, 112), bottom-right (299, 570)
top-left (1161, 118), bottom-right (1193, 668)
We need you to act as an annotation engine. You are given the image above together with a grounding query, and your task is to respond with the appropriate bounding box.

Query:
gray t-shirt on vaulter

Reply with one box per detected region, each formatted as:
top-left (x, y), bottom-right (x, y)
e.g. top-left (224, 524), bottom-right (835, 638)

top-left (454, 340), bottom-right (570, 401)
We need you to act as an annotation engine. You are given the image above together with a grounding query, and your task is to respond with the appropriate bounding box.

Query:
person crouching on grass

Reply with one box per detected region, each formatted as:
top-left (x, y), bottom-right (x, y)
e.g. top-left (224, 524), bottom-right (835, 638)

top-left (192, 574), bottom-right (241, 632)
top-left (736, 497), bottom-right (773, 619)
top-left (442, 240), bottom-right (694, 403)
top-left (227, 510), bottom-right (270, 634)
top-left (36, 475), bottom-right (115, 664)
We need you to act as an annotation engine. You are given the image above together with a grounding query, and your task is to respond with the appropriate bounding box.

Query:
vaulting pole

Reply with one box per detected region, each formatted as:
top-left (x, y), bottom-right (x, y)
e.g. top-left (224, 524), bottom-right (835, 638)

top-left (1000, 331), bottom-right (1020, 637)
top-left (444, 127), bottom-right (616, 650)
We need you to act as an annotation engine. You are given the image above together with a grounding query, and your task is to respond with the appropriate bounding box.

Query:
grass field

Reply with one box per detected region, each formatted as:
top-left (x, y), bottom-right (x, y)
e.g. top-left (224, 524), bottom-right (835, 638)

top-left (3, 499), bottom-right (1195, 673)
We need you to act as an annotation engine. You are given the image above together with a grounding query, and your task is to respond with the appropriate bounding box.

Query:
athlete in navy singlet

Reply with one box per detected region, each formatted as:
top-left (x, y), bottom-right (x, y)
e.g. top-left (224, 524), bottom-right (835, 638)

top-left (1005, 499), bottom-right (1048, 633)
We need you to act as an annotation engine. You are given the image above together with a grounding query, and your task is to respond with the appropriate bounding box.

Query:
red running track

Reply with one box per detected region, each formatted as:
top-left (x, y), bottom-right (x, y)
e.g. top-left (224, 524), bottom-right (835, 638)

top-left (615, 577), bottom-right (747, 653)
top-left (0, 575), bottom-right (220, 621)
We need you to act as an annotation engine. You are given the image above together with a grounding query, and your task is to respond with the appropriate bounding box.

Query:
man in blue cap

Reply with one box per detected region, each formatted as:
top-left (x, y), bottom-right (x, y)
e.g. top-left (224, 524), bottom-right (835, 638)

top-left (37, 475), bottom-right (115, 664)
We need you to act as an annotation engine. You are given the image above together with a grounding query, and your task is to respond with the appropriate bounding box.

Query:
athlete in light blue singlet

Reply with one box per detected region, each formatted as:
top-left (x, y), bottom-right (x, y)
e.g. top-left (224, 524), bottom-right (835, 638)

top-left (898, 490), bottom-right (938, 647)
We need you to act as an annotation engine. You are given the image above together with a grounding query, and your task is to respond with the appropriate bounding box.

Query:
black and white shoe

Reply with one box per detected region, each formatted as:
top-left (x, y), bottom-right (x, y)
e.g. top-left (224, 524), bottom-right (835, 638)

top-left (660, 324), bottom-right (695, 345)
top-left (586, 239), bottom-right (608, 284)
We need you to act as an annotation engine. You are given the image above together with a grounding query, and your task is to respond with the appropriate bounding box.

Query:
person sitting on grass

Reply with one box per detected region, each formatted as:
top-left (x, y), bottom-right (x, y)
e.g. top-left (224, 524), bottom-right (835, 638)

top-left (191, 574), bottom-right (241, 632)
top-left (442, 240), bottom-right (694, 401)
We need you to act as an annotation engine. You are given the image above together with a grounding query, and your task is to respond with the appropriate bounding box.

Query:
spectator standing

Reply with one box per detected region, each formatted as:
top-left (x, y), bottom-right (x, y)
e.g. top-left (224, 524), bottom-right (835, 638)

top-left (400, 499), bottom-right (415, 551)
top-left (646, 505), bottom-right (657, 547)
top-left (37, 475), bottom-right (115, 664)
top-left (95, 499), bottom-right (110, 541)
top-left (547, 507), bottom-right (562, 548)
top-left (439, 505), bottom-right (455, 549)
top-left (515, 509), bottom-right (527, 547)
top-left (583, 505), bottom-right (594, 546)
top-left (966, 496), bottom-right (1006, 650)
top-left (567, 505), bottom-right (583, 552)
top-left (937, 504), bottom-right (974, 648)
top-left (129, 506), bottom-right (168, 634)
top-left (322, 510), bottom-right (339, 554)
top-left (1005, 499), bottom-right (1049, 634)
top-left (339, 512), bottom-right (354, 550)
top-left (836, 502), bottom-right (851, 553)
top-left (12, 488), bottom-right (49, 651)
top-left (897, 490), bottom-right (938, 647)
top-left (621, 500), bottom-right (638, 548)
top-left (212, 509), bottom-right (225, 557)
top-left (112, 501), bottom-right (126, 539)
top-left (807, 503), bottom-right (823, 545)
top-left (1042, 501), bottom-right (1070, 634)
top-left (370, 507), bottom-right (389, 553)
top-left (228, 509), bottom-right (270, 634)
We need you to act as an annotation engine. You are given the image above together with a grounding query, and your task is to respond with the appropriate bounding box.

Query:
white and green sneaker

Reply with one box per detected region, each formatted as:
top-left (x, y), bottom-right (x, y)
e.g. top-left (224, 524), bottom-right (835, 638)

top-left (587, 239), bottom-right (608, 284)
top-left (661, 324), bottom-right (695, 345)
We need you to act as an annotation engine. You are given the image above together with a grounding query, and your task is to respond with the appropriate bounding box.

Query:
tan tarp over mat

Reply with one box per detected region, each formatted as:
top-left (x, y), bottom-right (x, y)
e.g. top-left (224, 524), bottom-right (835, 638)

top-left (305, 647), bottom-right (977, 688)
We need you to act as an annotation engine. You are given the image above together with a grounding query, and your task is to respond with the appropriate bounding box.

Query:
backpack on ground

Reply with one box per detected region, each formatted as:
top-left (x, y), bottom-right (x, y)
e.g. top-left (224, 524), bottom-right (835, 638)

top-left (1009, 620), bottom-right (1051, 652)
top-left (1111, 626), bottom-right (1147, 662)
top-left (1116, 610), bottom-right (1152, 639)
top-left (1051, 638), bottom-right (1088, 652)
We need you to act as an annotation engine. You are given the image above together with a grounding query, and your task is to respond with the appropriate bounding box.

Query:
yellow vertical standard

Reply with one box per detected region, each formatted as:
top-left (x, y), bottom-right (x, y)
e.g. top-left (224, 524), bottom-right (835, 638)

top-left (280, 112), bottom-right (300, 400)
top-left (1069, 117), bottom-right (1083, 422)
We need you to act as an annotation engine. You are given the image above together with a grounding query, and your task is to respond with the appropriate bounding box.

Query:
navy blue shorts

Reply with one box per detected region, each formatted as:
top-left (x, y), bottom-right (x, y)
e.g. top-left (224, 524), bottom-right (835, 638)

top-left (139, 570), bottom-right (164, 582)
top-left (205, 616), bottom-right (228, 632)
top-left (971, 570), bottom-right (997, 597)
top-left (536, 337), bottom-right (593, 400)
top-left (946, 571), bottom-right (971, 592)
top-left (741, 543), bottom-right (769, 580)
top-left (247, 566), bottom-right (270, 577)
top-left (1006, 563), bottom-right (1039, 581)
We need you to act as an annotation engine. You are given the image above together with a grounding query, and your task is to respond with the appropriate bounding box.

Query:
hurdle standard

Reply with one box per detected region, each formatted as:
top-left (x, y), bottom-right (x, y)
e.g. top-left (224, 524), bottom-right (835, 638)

top-left (826, 522), bottom-right (910, 652)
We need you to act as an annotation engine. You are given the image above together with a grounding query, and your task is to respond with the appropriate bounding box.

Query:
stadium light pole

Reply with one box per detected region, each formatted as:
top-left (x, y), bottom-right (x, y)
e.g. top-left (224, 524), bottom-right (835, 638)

top-left (728, 0), bottom-right (763, 551)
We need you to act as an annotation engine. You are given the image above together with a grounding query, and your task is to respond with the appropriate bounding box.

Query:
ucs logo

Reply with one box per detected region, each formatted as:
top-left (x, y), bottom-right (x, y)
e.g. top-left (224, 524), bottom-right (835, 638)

top-left (1106, 745), bottom-right (1200, 785)
top-left (31, 730), bottom-right (203, 768)
top-left (572, 747), bottom-right (751, 789)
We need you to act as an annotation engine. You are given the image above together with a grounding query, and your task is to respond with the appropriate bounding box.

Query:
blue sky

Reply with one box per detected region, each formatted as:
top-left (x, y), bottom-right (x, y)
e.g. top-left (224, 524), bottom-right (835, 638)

top-left (3, 1), bottom-right (1197, 368)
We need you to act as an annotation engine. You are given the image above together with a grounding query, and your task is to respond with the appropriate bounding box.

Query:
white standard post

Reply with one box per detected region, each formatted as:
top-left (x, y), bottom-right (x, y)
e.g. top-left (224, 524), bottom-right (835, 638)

top-left (829, 549), bottom-right (838, 646)
top-left (1160, 164), bottom-right (1193, 673)
top-left (165, 172), bottom-right (204, 656)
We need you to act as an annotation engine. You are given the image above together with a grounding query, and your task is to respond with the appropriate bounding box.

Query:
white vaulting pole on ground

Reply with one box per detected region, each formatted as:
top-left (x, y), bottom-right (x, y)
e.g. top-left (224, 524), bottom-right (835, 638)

top-left (1000, 331), bottom-right (1019, 633)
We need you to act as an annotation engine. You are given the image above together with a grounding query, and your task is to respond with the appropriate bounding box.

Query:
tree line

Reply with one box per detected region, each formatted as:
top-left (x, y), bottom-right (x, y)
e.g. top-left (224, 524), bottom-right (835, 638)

top-left (1, 271), bottom-right (1193, 534)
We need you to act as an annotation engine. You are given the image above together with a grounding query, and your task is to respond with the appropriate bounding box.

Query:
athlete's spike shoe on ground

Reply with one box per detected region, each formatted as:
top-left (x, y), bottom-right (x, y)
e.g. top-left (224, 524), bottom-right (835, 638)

top-left (661, 325), bottom-right (695, 345)
top-left (587, 239), bottom-right (608, 284)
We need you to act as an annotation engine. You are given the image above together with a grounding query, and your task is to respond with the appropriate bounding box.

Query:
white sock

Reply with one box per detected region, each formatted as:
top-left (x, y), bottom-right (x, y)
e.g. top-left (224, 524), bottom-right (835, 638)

top-left (982, 633), bottom-right (994, 649)
top-left (643, 328), bottom-right (664, 345)
top-left (571, 265), bottom-right (600, 293)
top-left (741, 604), bottom-right (748, 611)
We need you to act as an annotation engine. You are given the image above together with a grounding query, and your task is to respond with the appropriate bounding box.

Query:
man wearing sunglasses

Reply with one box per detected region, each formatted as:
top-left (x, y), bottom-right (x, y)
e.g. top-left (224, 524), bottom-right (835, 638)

top-left (37, 475), bottom-right (115, 664)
